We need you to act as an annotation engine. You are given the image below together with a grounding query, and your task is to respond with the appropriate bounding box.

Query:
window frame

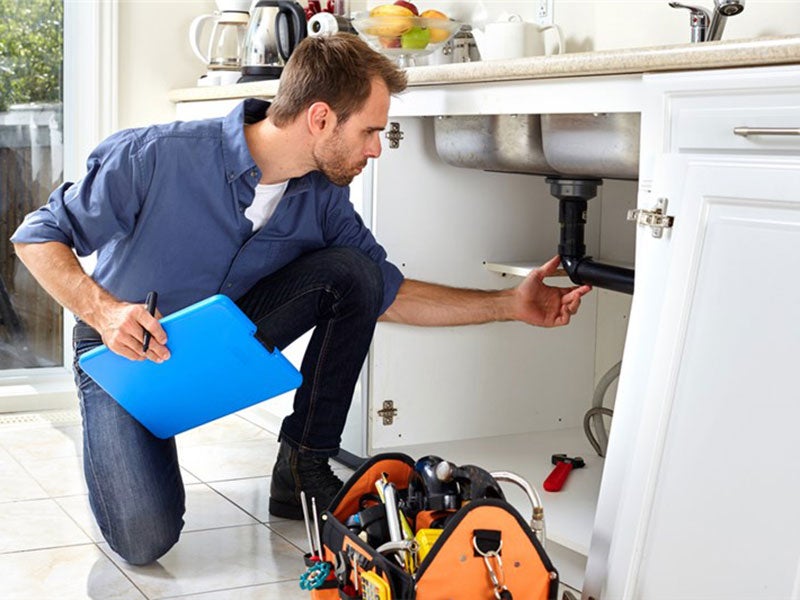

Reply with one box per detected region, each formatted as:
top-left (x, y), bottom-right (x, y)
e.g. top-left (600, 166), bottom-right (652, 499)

top-left (0, 0), bottom-right (118, 411)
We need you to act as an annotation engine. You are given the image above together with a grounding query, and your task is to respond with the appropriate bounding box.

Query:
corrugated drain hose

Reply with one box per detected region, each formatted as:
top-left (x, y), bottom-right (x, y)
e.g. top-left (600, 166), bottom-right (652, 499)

top-left (584, 361), bottom-right (621, 457)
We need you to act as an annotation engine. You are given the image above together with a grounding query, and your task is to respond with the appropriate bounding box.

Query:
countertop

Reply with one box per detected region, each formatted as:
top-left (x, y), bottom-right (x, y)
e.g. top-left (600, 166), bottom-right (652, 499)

top-left (169, 34), bottom-right (800, 103)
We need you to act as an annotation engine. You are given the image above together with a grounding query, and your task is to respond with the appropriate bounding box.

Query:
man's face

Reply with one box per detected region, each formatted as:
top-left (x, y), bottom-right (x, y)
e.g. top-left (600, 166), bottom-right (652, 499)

top-left (313, 78), bottom-right (390, 187)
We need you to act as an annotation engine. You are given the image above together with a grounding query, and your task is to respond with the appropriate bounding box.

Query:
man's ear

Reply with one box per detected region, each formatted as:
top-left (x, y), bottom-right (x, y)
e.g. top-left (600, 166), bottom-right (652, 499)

top-left (307, 101), bottom-right (337, 134)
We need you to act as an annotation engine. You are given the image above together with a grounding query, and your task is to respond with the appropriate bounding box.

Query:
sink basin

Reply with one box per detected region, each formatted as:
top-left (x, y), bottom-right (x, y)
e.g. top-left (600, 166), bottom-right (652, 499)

top-left (541, 113), bottom-right (640, 180)
top-left (432, 112), bottom-right (640, 180)
top-left (433, 115), bottom-right (555, 175)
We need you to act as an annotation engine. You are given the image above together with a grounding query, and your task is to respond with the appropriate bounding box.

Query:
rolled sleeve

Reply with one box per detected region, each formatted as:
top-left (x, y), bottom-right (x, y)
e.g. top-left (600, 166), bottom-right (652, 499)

top-left (377, 259), bottom-right (404, 315)
top-left (11, 129), bottom-right (148, 256)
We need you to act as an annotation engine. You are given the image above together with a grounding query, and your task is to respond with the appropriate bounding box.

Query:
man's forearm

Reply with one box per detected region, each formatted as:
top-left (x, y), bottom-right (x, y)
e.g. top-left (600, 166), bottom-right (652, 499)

top-left (14, 241), bottom-right (118, 331)
top-left (380, 279), bottom-right (517, 326)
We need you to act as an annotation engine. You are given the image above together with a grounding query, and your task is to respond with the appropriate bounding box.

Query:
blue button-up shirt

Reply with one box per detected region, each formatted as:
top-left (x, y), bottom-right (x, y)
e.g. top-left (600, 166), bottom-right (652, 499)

top-left (11, 99), bottom-right (403, 316)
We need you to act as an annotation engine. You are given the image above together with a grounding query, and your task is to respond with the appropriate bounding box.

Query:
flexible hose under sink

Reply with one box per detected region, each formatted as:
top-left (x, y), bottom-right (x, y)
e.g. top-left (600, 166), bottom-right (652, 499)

top-left (584, 360), bottom-right (621, 457)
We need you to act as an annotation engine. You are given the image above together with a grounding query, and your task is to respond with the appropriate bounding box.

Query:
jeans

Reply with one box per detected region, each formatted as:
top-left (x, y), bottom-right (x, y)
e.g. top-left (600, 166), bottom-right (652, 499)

top-left (72, 247), bottom-right (384, 564)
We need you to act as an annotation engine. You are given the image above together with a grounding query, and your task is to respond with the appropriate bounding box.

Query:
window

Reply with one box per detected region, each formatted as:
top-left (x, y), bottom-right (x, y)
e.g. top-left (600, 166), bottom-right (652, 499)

top-left (0, 0), bottom-right (115, 410)
top-left (0, 0), bottom-right (64, 370)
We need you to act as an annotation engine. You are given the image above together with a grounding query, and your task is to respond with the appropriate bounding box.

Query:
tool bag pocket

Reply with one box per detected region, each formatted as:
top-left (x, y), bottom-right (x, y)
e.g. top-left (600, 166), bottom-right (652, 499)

top-left (319, 453), bottom-right (558, 600)
top-left (414, 498), bottom-right (557, 600)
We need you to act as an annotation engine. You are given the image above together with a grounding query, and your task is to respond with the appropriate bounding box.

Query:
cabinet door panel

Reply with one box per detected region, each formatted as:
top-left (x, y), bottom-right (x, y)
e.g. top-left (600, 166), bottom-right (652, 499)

top-left (602, 158), bottom-right (800, 599)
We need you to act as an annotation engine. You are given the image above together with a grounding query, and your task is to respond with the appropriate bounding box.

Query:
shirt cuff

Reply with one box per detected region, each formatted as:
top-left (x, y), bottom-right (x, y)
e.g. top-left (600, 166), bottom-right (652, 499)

top-left (379, 260), bottom-right (404, 315)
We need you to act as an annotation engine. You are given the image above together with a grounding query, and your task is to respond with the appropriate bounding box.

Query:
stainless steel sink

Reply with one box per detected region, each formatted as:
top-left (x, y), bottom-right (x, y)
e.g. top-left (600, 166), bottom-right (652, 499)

top-left (432, 112), bottom-right (640, 180)
top-left (433, 115), bottom-right (555, 175)
top-left (541, 113), bottom-right (640, 180)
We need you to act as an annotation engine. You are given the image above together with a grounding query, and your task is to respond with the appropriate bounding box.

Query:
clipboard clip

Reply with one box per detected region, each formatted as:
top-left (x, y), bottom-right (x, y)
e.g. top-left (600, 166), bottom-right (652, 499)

top-left (254, 329), bottom-right (276, 353)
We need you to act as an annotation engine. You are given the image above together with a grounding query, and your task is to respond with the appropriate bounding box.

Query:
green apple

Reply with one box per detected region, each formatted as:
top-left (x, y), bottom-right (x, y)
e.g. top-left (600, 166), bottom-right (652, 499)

top-left (401, 26), bottom-right (430, 50)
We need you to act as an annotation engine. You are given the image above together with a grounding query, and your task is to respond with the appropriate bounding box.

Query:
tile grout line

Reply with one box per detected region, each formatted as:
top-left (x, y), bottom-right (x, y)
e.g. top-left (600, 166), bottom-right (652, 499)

top-left (94, 541), bottom-right (154, 600)
top-left (154, 577), bottom-right (302, 600)
top-left (2, 410), bottom-right (310, 598)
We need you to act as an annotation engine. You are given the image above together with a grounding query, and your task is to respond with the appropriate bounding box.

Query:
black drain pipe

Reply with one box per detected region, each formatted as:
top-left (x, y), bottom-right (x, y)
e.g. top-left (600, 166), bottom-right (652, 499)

top-left (547, 177), bottom-right (635, 295)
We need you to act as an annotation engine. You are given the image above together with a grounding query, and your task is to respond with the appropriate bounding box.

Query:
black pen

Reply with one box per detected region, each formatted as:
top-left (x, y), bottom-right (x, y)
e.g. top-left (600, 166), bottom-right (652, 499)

top-left (142, 291), bottom-right (158, 352)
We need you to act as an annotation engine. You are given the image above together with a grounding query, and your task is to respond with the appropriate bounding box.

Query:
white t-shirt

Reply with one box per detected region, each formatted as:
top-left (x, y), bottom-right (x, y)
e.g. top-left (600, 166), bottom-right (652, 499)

top-left (245, 181), bottom-right (289, 232)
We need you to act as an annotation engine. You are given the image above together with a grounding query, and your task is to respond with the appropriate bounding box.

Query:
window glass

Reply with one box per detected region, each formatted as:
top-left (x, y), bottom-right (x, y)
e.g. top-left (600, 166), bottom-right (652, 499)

top-left (0, 0), bottom-right (64, 369)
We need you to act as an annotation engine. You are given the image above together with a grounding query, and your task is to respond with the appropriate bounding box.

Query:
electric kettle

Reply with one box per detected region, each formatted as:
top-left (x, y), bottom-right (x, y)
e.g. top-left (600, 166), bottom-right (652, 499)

top-left (240, 0), bottom-right (307, 82)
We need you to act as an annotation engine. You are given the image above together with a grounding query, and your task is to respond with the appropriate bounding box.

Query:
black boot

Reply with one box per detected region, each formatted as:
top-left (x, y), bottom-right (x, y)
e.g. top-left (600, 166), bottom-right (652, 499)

top-left (269, 440), bottom-right (344, 519)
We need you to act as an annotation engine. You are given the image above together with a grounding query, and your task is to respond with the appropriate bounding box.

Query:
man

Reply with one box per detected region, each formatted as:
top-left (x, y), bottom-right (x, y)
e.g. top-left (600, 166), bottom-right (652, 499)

top-left (11, 34), bottom-right (590, 565)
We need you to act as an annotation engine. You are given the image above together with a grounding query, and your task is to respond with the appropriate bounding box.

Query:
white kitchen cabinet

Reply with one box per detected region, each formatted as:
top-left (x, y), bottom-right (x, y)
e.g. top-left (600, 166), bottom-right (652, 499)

top-left (367, 65), bottom-right (800, 597)
top-left (584, 67), bottom-right (800, 599)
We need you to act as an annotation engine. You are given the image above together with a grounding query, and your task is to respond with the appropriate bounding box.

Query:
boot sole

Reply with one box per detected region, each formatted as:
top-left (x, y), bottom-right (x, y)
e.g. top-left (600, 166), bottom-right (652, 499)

top-left (268, 497), bottom-right (304, 520)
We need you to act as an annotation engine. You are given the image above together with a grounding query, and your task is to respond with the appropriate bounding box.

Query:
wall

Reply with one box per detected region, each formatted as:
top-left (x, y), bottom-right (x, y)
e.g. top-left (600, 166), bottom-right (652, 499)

top-left (117, 1), bottom-right (799, 127)
top-left (117, 0), bottom-right (215, 130)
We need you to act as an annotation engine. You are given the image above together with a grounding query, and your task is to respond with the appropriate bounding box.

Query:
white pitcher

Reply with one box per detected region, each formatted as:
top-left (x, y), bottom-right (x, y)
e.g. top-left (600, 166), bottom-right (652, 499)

top-left (472, 14), bottom-right (564, 61)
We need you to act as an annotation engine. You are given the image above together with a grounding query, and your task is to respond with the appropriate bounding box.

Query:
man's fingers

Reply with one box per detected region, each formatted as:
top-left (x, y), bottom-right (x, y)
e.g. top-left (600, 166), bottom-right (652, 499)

top-left (138, 306), bottom-right (167, 346)
top-left (564, 284), bottom-right (592, 301)
top-left (537, 255), bottom-right (562, 278)
top-left (107, 332), bottom-right (147, 362)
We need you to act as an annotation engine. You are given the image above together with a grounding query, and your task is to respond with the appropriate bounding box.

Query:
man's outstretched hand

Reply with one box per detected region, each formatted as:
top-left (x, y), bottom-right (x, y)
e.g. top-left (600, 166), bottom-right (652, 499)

top-left (513, 255), bottom-right (592, 327)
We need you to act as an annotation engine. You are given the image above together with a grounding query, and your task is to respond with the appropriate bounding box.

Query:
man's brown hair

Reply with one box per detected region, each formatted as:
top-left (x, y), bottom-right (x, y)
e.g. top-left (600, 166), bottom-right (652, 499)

top-left (267, 33), bottom-right (408, 127)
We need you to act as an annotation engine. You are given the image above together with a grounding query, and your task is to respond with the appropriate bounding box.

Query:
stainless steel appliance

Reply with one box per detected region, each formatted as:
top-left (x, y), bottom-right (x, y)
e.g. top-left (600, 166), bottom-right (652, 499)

top-left (240, 0), bottom-right (307, 82)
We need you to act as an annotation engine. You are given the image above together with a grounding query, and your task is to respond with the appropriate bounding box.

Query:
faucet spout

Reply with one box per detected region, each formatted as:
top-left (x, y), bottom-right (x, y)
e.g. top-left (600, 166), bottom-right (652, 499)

top-left (707, 0), bottom-right (745, 41)
top-left (669, 0), bottom-right (744, 43)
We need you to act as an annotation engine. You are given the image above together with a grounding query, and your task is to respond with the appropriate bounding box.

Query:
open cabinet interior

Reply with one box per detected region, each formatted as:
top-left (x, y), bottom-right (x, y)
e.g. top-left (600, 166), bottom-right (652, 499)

top-left (366, 115), bottom-right (638, 591)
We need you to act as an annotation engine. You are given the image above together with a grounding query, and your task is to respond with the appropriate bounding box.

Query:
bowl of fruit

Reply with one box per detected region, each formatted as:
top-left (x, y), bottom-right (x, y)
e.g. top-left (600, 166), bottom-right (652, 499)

top-left (352, 2), bottom-right (461, 67)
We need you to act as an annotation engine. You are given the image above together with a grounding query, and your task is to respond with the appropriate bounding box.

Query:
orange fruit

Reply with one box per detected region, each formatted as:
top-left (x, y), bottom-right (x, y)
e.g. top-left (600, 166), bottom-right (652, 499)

top-left (420, 9), bottom-right (450, 43)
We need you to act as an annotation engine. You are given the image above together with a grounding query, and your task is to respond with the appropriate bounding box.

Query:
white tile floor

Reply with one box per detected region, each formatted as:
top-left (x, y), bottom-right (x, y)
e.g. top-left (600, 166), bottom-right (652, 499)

top-left (0, 409), bottom-right (352, 599)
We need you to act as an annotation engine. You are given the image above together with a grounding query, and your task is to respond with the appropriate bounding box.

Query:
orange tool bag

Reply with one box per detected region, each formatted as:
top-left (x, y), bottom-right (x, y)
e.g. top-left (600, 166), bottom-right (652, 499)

top-left (306, 452), bottom-right (558, 600)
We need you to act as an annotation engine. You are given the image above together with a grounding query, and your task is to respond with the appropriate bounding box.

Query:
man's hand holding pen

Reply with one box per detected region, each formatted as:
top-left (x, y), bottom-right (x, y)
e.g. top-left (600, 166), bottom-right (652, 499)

top-left (94, 294), bottom-right (170, 363)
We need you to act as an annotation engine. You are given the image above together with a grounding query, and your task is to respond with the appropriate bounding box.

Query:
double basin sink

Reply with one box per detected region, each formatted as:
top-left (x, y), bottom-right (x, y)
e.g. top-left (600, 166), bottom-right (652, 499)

top-left (433, 113), bottom-right (641, 180)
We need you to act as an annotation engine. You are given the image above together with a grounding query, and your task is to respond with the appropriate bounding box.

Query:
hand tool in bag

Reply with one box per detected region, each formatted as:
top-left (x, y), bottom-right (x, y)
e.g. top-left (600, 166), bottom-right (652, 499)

top-left (300, 490), bottom-right (316, 557)
top-left (299, 491), bottom-right (335, 590)
top-left (360, 570), bottom-right (391, 600)
top-left (451, 464), bottom-right (505, 502)
top-left (377, 475), bottom-right (408, 569)
top-left (406, 456), bottom-right (461, 515)
top-left (334, 551), bottom-right (358, 597)
top-left (543, 453), bottom-right (585, 492)
top-left (311, 496), bottom-right (324, 559)
top-left (299, 561), bottom-right (331, 590)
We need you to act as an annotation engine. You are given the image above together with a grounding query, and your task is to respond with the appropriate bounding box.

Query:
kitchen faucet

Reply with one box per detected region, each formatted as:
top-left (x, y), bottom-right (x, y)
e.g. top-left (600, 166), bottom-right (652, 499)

top-left (669, 0), bottom-right (745, 43)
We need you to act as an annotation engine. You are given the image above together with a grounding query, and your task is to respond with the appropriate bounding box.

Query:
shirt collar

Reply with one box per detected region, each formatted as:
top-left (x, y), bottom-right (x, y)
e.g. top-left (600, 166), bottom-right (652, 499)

top-left (221, 99), bottom-right (269, 184)
top-left (221, 98), bottom-right (314, 197)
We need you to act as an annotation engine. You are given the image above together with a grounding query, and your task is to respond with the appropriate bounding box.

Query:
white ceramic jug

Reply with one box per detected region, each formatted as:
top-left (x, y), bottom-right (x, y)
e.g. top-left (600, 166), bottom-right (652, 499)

top-left (472, 14), bottom-right (564, 61)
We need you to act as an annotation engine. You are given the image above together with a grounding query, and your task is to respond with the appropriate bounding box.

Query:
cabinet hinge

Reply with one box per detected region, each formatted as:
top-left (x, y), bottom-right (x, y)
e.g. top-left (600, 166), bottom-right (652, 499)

top-left (627, 197), bottom-right (675, 238)
top-left (384, 122), bottom-right (404, 149)
top-left (377, 400), bottom-right (397, 425)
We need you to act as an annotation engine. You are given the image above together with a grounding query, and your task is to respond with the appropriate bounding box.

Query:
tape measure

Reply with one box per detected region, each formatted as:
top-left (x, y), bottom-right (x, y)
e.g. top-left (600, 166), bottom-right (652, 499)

top-left (360, 570), bottom-right (391, 600)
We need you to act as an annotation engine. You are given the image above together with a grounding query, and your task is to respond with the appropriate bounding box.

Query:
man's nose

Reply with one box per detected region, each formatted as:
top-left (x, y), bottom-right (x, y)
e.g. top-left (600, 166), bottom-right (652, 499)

top-left (366, 133), bottom-right (382, 158)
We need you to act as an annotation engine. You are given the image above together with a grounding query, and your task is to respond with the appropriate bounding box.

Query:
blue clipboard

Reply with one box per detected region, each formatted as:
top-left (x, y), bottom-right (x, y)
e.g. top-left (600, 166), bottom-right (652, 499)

top-left (78, 294), bottom-right (302, 439)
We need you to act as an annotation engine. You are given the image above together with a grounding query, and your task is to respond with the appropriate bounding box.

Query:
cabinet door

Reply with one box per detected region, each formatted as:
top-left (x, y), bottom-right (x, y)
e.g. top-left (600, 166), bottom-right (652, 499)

top-left (598, 156), bottom-right (800, 599)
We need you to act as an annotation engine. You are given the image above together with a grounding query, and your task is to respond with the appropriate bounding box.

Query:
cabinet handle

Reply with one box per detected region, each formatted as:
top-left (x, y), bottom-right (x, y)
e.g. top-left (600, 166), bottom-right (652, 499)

top-left (733, 127), bottom-right (800, 137)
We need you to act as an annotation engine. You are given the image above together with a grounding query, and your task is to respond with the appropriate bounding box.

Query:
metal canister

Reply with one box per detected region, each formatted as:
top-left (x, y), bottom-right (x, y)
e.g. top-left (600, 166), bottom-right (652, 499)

top-left (450, 24), bottom-right (480, 62)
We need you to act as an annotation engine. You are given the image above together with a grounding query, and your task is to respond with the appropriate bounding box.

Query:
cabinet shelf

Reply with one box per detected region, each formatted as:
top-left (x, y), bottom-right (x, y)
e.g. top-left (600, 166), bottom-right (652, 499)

top-left (373, 427), bottom-right (602, 588)
top-left (485, 261), bottom-right (554, 278)
top-left (485, 259), bottom-right (634, 278)
top-left (375, 427), bottom-right (600, 554)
